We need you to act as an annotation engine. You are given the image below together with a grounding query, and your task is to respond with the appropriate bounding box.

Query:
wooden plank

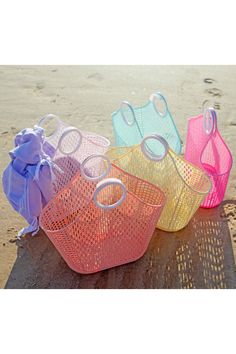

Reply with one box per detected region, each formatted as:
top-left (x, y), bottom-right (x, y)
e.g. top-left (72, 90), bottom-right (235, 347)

top-left (5, 201), bottom-right (236, 289)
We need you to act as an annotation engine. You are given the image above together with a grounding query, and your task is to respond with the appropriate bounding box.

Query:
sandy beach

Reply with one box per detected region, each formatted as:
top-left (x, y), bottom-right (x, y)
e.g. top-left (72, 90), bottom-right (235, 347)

top-left (0, 65), bottom-right (236, 288)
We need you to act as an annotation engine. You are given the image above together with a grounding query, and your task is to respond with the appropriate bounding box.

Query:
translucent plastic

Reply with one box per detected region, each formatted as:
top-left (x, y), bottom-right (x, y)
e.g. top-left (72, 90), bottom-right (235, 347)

top-left (107, 135), bottom-right (212, 232)
top-left (39, 155), bottom-right (166, 274)
top-left (37, 114), bottom-right (110, 193)
top-left (185, 108), bottom-right (233, 208)
top-left (112, 92), bottom-right (182, 154)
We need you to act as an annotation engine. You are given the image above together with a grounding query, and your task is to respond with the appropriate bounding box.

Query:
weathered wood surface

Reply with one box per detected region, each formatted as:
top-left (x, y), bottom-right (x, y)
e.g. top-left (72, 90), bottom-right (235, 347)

top-left (5, 201), bottom-right (236, 289)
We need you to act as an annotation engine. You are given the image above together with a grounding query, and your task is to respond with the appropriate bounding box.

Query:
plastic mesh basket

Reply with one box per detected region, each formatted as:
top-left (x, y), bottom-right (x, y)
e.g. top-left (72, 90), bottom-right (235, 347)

top-left (37, 114), bottom-right (110, 193)
top-left (107, 135), bottom-right (212, 232)
top-left (184, 108), bottom-right (233, 208)
top-left (112, 92), bottom-right (182, 154)
top-left (39, 154), bottom-right (166, 274)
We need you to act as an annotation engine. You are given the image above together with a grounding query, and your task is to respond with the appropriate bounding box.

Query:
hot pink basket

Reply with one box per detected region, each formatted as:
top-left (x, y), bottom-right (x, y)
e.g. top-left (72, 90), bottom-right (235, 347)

top-left (37, 114), bottom-right (110, 193)
top-left (39, 155), bottom-right (166, 274)
top-left (185, 108), bottom-right (233, 208)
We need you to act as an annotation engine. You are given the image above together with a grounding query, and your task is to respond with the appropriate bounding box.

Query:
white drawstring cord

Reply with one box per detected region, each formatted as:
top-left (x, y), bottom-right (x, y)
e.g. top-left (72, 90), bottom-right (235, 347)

top-left (33, 156), bottom-right (64, 182)
top-left (17, 217), bottom-right (40, 239)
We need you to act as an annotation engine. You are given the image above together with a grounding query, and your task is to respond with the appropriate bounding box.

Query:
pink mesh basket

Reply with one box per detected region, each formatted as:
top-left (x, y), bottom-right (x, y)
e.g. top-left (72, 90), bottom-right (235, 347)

top-left (185, 108), bottom-right (233, 208)
top-left (39, 155), bottom-right (166, 274)
top-left (37, 114), bottom-right (110, 193)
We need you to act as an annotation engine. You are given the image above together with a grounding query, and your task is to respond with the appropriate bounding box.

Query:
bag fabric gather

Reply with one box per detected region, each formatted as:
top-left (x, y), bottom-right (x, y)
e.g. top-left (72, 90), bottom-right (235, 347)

top-left (2, 126), bottom-right (56, 237)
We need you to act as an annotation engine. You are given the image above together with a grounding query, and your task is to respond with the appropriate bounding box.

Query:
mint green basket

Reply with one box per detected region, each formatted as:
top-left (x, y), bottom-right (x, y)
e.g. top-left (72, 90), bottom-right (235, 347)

top-left (112, 92), bottom-right (182, 154)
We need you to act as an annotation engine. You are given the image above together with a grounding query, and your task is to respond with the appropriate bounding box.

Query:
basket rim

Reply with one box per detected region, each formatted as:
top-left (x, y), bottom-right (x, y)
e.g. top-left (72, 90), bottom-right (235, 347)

top-left (83, 131), bottom-right (111, 148)
top-left (107, 145), bottom-right (212, 196)
top-left (39, 163), bottom-right (166, 234)
top-left (111, 95), bottom-right (183, 151)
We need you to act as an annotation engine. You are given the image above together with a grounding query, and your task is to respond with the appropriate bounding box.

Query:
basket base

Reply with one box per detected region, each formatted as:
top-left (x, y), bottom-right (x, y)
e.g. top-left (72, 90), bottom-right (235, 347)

top-left (201, 163), bottom-right (223, 208)
top-left (156, 224), bottom-right (188, 233)
top-left (200, 202), bottom-right (221, 209)
top-left (64, 249), bottom-right (148, 275)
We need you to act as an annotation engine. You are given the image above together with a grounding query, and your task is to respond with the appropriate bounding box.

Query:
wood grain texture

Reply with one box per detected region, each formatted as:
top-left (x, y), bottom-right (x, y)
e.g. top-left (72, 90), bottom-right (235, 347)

top-left (5, 201), bottom-right (236, 289)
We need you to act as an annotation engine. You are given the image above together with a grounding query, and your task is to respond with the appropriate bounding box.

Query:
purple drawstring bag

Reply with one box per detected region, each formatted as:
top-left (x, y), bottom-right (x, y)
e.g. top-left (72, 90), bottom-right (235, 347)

top-left (2, 126), bottom-right (57, 238)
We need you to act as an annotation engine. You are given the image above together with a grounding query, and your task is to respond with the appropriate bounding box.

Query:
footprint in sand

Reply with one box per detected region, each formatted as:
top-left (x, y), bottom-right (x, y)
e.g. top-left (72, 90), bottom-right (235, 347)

top-left (203, 79), bottom-right (222, 109)
top-left (204, 78), bottom-right (216, 84)
top-left (213, 102), bottom-right (221, 110)
top-left (202, 100), bottom-right (221, 110)
top-left (33, 82), bottom-right (45, 93)
top-left (87, 73), bottom-right (103, 81)
top-left (205, 88), bottom-right (223, 97)
top-left (36, 83), bottom-right (44, 90)
top-left (1, 127), bottom-right (19, 136)
top-left (11, 126), bottom-right (19, 134)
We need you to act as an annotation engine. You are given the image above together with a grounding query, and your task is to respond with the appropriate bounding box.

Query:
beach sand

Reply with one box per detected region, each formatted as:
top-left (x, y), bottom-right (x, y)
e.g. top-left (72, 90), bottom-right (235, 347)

top-left (0, 65), bottom-right (236, 288)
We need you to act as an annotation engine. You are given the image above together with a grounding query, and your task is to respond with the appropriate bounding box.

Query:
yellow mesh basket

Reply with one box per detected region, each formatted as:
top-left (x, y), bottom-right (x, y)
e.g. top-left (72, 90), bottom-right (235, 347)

top-left (107, 135), bottom-right (212, 232)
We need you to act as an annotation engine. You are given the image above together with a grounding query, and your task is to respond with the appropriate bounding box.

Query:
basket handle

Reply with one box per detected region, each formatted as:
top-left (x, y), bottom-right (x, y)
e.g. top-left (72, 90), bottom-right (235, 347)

top-left (80, 154), bottom-right (111, 182)
top-left (149, 92), bottom-right (168, 117)
top-left (120, 101), bottom-right (137, 126)
top-left (38, 114), bottom-right (61, 137)
top-left (38, 114), bottom-right (83, 156)
top-left (93, 178), bottom-right (127, 210)
top-left (141, 134), bottom-right (169, 161)
top-left (56, 126), bottom-right (83, 155)
top-left (203, 108), bottom-right (217, 135)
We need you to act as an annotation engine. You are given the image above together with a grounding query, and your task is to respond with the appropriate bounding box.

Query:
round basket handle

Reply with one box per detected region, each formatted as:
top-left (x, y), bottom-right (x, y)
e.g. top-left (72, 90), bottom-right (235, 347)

top-left (141, 134), bottom-right (169, 161)
top-left (56, 126), bottom-right (82, 155)
top-left (120, 101), bottom-right (137, 126)
top-left (93, 178), bottom-right (127, 210)
top-left (80, 154), bottom-right (111, 182)
top-left (149, 92), bottom-right (168, 117)
top-left (203, 108), bottom-right (217, 135)
top-left (38, 114), bottom-right (61, 137)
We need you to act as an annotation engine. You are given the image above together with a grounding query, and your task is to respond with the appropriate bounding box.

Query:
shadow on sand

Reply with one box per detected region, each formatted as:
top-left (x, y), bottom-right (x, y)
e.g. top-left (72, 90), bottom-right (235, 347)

top-left (5, 200), bottom-right (236, 289)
